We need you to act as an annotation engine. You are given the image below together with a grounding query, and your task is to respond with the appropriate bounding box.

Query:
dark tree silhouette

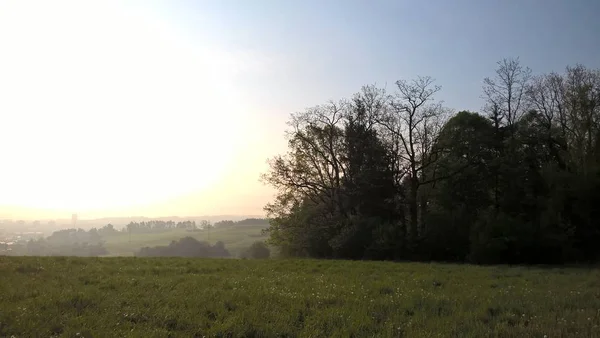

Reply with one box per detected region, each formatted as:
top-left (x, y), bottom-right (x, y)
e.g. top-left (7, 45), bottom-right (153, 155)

top-left (263, 60), bottom-right (600, 264)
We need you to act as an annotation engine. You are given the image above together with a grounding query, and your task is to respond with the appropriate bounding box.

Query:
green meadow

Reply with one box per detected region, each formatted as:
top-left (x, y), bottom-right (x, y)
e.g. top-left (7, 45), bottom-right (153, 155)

top-left (1, 256), bottom-right (599, 337)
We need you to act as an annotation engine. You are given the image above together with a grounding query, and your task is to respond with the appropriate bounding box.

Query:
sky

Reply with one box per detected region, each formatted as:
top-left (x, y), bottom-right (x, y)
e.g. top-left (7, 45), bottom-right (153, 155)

top-left (0, 0), bottom-right (598, 220)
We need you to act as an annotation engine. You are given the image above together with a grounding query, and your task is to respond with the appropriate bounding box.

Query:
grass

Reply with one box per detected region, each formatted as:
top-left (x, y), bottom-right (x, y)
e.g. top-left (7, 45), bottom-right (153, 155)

top-left (1, 257), bottom-right (600, 337)
top-left (102, 225), bottom-right (268, 257)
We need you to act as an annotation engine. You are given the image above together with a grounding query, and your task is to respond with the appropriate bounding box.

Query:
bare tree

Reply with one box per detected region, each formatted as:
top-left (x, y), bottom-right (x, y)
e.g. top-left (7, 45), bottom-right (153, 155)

top-left (527, 73), bottom-right (563, 129)
top-left (525, 72), bottom-right (570, 169)
top-left (483, 58), bottom-right (532, 128)
top-left (526, 65), bottom-right (600, 173)
top-left (562, 65), bottom-right (600, 172)
top-left (377, 76), bottom-right (449, 243)
top-left (348, 84), bottom-right (387, 130)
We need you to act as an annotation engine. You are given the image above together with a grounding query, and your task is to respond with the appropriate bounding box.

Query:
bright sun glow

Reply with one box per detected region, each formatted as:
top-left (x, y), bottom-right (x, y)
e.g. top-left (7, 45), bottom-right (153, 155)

top-left (0, 1), bottom-right (258, 217)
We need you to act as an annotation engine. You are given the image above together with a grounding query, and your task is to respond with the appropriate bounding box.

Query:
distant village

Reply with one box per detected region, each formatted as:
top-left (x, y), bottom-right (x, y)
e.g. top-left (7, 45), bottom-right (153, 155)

top-left (0, 216), bottom-right (77, 252)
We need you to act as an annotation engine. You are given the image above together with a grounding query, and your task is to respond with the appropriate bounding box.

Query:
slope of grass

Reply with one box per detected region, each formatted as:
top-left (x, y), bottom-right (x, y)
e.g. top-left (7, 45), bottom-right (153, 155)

top-left (1, 257), bottom-right (599, 337)
top-left (102, 225), bottom-right (268, 257)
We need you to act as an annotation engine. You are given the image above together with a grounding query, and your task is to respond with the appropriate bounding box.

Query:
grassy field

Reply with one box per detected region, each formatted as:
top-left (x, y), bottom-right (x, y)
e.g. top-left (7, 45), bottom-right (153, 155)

top-left (102, 225), bottom-right (268, 257)
top-left (1, 257), bottom-right (599, 337)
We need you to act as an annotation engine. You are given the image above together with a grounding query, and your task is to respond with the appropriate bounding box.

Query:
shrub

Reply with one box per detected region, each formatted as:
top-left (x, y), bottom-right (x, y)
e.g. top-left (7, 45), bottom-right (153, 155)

top-left (240, 241), bottom-right (270, 259)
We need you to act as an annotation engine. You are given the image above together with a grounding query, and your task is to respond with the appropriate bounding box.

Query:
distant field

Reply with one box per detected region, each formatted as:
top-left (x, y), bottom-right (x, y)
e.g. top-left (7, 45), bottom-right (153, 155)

top-left (102, 225), bottom-right (268, 257)
top-left (1, 257), bottom-right (600, 337)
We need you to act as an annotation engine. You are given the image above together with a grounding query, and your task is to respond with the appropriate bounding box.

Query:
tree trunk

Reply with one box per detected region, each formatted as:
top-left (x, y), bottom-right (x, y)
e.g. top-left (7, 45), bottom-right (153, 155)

top-left (408, 176), bottom-right (419, 249)
top-left (419, 194), bottom-right (428, 236)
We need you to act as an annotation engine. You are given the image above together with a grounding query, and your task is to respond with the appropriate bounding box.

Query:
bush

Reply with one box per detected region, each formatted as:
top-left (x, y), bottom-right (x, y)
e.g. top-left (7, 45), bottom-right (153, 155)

top-left (240, 241), bottom-right (270, 259)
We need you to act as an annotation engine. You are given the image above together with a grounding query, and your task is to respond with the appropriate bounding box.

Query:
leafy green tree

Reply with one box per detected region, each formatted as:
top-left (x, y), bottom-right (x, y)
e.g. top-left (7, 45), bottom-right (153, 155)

top-left (262, 100), bottom-right (348, 258)
top-left (333, 96), bottom-right (399, 259)
top-left (423, 111), bottom-right (495, 260)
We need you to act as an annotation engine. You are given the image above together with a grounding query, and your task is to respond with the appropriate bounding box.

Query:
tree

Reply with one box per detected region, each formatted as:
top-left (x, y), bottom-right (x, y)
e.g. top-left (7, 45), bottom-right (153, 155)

top-left (333, 93), bottom-right (400, 259)
top-left (482, 58), bottom-right (532, 212)
top-left (98, 223), bottom-right (115, 235)
top-left (199, 220), bottom-right (212, 229)
top-left (88, 228), bottom-right (102, 244)
top-left (377, 76), bottom-right (449, 248)
top-left (424, 111), bottom-right (495, 260)
top-left (262, 100), bottom-right (349, 258)
top-left (561, 65), bottom-right (600, 173)
top-left (483, 57), bottom-right (532, 128)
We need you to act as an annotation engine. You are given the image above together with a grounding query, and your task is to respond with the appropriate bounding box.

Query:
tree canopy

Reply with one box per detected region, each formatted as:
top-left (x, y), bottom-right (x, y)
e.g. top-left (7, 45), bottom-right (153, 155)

top-left (263, 58), bottom-right (600, 264)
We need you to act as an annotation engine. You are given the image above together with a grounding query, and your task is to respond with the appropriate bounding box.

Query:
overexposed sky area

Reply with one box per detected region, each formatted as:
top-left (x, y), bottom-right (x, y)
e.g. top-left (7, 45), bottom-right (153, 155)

top-left (0, 1), bottom-right (286, 219)
top-left (1, 0), bottom-right (598, 220)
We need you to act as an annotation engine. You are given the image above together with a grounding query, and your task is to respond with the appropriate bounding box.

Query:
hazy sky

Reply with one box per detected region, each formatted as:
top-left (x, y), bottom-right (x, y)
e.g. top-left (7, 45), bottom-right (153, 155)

top-left (1, 0), bottom-right (598, 219)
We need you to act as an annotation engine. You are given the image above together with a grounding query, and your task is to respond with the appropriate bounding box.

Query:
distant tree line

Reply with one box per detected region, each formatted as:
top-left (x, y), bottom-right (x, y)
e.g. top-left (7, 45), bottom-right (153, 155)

top-left (88, 218), bottom-right (268, 234)
top-left (214, 218), bottom-right (269, 227)
top-left (214, 220), bottom-right (236, 227)
top-left (123, 220), bottom-right (202, 233)
top-left (90, 220), bottom-right (218, 235)
top-left (263, 58), bottom-right (600, 264)
top-left (136, 237), bottom-right (231, 258)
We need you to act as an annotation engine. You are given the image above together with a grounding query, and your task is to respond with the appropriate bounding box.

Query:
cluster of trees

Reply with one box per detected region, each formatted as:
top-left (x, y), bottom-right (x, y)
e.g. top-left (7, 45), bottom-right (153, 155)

top-left (46, 228), bottom-right (102, 244)
top-left (263, 58), bottom-right (600, 264)
top-left (136, 237), bottom-right (231, 258)
top-left (95, 223), bottom-right (119, 235)
top-left (236, 218), bottom-right (269, 226)
top-left (214, 220), bottom-right (236, 227)
top-left (214, 218), bottom-right (269, 227)
top-left (6, 228), bottom-right (108, 256)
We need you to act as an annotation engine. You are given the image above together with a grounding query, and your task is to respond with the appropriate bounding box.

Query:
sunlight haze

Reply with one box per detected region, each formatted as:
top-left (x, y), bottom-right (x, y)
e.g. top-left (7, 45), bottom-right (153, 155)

top-left (0, 1), bottom-right (285, 219)
top-left (1, 0), bottom-right (598, 220)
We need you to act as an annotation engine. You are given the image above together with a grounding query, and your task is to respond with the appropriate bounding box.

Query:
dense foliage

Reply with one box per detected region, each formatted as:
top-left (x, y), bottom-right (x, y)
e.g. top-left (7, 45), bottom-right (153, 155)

top-left (263, 58), bottom-right (600, 264)
top-left (136, 237), bottom-right (231, 258)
